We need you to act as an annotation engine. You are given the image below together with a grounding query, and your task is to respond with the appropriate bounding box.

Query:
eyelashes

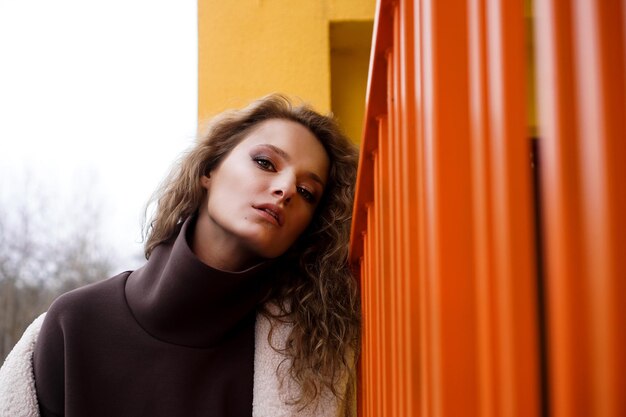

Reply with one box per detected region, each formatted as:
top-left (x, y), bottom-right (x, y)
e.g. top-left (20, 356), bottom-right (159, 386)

top-left (253, 156), bottom-right (275, 171)
top-left (297, 186), bottom-right (316, 203)
top-left (251, 155), bottom-right (318, 204)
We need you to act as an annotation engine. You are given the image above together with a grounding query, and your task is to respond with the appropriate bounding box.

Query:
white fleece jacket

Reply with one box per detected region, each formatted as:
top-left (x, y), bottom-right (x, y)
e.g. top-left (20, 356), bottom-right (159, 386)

top-left (0, 311), bottom-right (343, 417)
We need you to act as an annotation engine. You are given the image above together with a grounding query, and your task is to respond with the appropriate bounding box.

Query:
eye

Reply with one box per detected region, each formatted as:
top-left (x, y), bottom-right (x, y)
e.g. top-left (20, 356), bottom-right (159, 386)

top-left (297, 186), bottom-right (316, 203)
top-left (253, 156), bottom-right (275, 171)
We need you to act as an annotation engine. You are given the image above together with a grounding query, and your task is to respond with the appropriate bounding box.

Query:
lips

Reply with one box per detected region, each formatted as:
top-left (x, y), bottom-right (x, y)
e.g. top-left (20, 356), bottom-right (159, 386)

top-left (253, 203), bottom-right (284, 226)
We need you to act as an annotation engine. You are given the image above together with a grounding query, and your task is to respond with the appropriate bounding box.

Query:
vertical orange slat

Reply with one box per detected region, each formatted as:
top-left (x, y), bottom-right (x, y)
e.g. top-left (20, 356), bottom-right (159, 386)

top-left (373, 142), bottom-right (385, 417)
top-left (372, 154), bottom-right (380, 417)
top-left (364, 210), bottom-right (372, 416)
top-left (392, 7), bottom-right (410, 417)
top-left (391, 28), bottom-right (405, 414)
top-left (350, 0), bottom-right (394, 412)
top-left (469, 0), bottom-right (540, 416)
top-left (413, 1), bottom-right (433, 416)
top-left (468, 1), bottom-right (499, 416)
top-left (360, 233), bottom-right (370, 417)
top-left (419, 0), bottom-right (479, 415)
top-left (358, 254), bottom-right (366, 417)
top-left (485, 1), bottom-right (539, 416)
top-left (535, 0), bottom-right (588, 414)
top-left (361, 225), bottom-right (367, 417)
top-left (378, 115), bottom-right (394, 417)
top-left (384, 50), bottom-right (398, 417)
top-left (397, 1), bottom-right (420, 415)
top-left (395, 1), bottom-right (420, 416)
top-left (368, 202), bottom-right (379, 417)
top-left (392, 4), bottom-right (407, 417)
top-left (373, 150), bottom-right (382, 417)
top-left (366, 201), bottom-right (381, 417)
top-left (371, 172), bottom-right (380, 416)
top-left (571, 2), bottom-right (626, 415)
top-left (535, 0), bottom-right (626, 416)
top-left (381, 115), bottom-right (395, 417)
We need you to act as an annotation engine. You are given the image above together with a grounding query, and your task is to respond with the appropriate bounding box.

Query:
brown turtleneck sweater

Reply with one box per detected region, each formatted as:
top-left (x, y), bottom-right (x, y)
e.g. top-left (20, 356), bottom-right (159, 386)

top-left (33, 217), bottom-right (273, 417)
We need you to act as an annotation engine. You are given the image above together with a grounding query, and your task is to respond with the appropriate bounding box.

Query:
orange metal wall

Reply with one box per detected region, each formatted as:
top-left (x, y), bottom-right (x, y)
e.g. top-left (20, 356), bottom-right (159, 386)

top-left (534, 0), bottom-right (626, 416)
top-left (350, 0), bottom-right (625, 416)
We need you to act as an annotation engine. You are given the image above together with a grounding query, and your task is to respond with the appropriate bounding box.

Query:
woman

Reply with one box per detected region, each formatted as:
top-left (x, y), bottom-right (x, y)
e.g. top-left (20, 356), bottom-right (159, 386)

top-left (0, 95), bottom-right (360, 417)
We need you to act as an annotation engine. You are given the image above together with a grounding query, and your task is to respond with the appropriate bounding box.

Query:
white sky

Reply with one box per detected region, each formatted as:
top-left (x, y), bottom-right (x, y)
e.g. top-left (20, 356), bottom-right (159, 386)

top-left (0, 0), bottom-right (198, 273)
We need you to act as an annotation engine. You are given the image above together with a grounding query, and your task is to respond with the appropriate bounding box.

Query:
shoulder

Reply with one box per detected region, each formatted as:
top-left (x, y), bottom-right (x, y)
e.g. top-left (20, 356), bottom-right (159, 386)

top-left (0, 313), bottom-right (46, 417)
top-left (44, 271), bottom-right (130, 327)
top-left (35, 271), bottom-right (132, 363)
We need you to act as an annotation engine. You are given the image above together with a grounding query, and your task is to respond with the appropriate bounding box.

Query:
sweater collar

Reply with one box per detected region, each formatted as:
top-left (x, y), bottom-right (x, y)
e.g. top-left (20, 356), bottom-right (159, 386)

top-left (125, 216), bottom-right (273, 348)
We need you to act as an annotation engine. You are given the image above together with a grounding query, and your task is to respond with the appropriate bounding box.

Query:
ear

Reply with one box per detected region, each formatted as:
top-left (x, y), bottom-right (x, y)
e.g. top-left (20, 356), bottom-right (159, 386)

top-left (200, 174), bottom-right (211, 190)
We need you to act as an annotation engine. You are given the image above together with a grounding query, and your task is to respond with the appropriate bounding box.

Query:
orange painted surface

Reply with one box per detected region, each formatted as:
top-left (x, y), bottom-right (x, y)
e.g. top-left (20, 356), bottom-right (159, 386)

top-left (351, 0), bottom-right (624, 416)
top-left (466, 0), bottom-right (540, 416)
top-left (534, 0), bottom-right (626, 416)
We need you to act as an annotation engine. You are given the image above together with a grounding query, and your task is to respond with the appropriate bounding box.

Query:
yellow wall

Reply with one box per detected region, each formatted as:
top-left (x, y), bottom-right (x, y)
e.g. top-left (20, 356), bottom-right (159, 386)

top-left (330, 21), bottom-right (373, 144)
top-left (198, 0), bottom-right (375, 142)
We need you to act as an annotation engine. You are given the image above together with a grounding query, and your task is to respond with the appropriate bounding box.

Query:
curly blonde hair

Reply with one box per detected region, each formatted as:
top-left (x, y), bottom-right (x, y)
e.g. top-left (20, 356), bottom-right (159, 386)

top-left (143, 94), bottom-right (360, 413)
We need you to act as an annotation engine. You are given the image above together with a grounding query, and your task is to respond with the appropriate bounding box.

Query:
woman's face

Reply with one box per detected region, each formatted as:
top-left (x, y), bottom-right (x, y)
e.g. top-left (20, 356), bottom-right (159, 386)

top-left (195, 118), bottom-right (330, 270)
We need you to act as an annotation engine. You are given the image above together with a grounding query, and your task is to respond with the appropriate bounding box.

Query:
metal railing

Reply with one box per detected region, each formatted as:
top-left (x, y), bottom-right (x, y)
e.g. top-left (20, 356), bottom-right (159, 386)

top-left (349, 0), bottom-right (625, 416)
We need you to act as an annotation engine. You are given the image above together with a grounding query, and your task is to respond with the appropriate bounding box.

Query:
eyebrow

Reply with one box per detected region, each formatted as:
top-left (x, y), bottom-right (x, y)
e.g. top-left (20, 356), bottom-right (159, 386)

top-left (257, 144), bottom-right (326, 187)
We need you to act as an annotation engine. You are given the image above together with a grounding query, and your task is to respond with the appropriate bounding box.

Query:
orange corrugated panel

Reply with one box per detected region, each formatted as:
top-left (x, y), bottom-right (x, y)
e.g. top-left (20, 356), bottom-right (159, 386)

top-left (353, 0), bottom-right (541, 416)
top-left (534, 0), bottom-right (626, 416)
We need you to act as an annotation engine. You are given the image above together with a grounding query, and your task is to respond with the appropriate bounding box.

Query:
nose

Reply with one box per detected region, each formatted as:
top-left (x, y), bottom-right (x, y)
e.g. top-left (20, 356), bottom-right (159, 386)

top-left (272, 176), bottom-right (296, 204)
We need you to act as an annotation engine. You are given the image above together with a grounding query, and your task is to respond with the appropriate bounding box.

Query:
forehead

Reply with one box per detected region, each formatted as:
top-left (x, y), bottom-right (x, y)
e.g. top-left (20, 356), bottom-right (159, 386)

top-left (235, 119), bottom-right (330, 179)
